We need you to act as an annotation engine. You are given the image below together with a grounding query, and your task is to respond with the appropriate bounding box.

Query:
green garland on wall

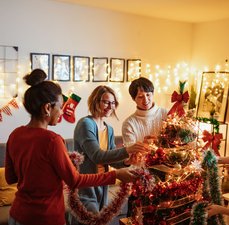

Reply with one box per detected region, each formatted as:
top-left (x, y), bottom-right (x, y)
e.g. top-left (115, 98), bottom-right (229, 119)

top-left (196, 117), bottom-right (220, 134)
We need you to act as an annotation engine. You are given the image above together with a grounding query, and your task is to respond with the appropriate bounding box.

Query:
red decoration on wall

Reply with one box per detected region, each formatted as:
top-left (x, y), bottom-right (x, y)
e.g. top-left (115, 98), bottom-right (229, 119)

top-left (2, 105), bottom-right (12, 115)
top-left (202, 130), bottom-right (223, 156)
top-left (62, 93), bottom-right (81, 123)
top-left (0, 98), bottom-right (19, 122)
top-left (9, 98), bottom-right (19, 109)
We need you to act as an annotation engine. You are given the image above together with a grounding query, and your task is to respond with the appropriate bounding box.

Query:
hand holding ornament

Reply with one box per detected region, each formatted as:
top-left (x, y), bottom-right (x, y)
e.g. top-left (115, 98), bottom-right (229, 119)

top-left (115, 168), bottom-right (137, 183)
top-left (125, 142), bottom-right (148, 155)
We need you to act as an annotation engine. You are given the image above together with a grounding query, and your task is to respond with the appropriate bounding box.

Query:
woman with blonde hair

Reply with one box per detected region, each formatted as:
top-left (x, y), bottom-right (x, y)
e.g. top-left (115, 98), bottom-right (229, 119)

top-left (72, 85), bottom-right (147, 224)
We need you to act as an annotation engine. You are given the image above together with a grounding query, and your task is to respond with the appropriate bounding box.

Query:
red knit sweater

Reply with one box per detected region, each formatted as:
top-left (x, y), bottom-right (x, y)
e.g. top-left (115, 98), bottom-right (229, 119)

top-left (5, 126), bottom-right (116, 225)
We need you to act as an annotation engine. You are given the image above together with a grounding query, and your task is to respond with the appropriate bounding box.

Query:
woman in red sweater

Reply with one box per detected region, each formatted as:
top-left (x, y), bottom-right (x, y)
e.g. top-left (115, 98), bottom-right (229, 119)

top-left (5, 69), bottom-right (146, 225)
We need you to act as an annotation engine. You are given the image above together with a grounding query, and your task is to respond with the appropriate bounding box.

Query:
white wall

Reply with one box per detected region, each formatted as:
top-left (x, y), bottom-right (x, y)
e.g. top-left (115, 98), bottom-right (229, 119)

top-left (0, 0), bottom-right (197, 143)
top-left (192, 19), bottom-right (229, 68)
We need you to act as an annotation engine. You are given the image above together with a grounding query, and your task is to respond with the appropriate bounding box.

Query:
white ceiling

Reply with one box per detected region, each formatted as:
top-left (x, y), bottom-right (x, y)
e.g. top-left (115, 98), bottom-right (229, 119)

top-left (51, 0), bottom-right (229, 23)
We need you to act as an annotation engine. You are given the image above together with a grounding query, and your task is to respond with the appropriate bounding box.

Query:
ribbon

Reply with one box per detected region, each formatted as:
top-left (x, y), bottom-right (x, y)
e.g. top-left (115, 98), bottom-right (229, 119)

top-left (167, 91), bottom-right (189, 117)
top-left (202, 130), bottom-right (223, 156)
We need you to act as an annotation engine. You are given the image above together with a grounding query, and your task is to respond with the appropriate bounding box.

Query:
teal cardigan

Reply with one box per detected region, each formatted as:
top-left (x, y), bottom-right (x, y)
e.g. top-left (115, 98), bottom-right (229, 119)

top-left (73, 116), bottom-right (129, 213)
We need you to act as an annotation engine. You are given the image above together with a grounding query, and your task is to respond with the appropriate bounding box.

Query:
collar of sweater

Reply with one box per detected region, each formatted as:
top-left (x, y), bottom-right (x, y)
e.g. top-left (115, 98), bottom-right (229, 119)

top-left (134, 104), bottom-right (159, 118)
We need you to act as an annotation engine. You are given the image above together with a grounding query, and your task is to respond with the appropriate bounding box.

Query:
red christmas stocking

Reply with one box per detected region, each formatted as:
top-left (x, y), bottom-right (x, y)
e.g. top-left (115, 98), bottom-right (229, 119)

top-left (58, 94), bottom-right (68, 123)
top-left (62, 93), bottom-right (81, 123)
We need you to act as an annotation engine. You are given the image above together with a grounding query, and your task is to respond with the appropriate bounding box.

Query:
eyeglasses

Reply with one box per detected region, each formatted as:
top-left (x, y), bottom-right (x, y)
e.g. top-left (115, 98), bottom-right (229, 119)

top-left (100, 100), bottom-right (117, 107)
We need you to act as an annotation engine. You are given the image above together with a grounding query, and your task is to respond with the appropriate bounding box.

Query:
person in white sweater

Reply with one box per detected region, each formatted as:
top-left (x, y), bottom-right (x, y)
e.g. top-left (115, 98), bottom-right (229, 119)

top-left (122, 77), bottom-right (168, 146)
top-left (122, 77), bottom-right (168, 217)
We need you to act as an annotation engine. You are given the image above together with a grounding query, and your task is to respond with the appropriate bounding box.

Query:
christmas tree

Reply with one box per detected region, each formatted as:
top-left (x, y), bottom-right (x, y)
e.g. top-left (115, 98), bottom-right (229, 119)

top-left (129, 81), bottom-right (225, 225)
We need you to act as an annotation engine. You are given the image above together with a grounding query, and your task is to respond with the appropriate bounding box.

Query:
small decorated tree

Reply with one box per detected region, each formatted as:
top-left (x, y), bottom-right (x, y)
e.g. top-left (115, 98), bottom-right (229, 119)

top-left (129, 81), bottom-right (225, 225)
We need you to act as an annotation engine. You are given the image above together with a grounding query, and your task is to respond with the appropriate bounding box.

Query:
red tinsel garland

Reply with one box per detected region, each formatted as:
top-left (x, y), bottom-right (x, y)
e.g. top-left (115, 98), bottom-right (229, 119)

top-left (67, 152), bottom-right (155, 225)
top-left (68, 183), bottom-right (130, 225)
top-left (67, 151), bottom-right (131, 224)
top-left (132, 174), bottom-right (203, 200)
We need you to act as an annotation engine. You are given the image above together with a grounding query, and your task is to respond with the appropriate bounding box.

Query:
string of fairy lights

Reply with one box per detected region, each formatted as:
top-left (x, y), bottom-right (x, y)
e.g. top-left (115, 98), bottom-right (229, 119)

top-left (0, 61), bottom-right (229, 105)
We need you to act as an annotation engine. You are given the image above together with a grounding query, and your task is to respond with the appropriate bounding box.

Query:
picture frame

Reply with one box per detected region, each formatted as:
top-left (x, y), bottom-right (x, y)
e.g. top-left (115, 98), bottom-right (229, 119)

top-left (52, 55), bottom-right (71, 81)
top-left (92, 57), bottom-right (108, 82)
top-left (127, 59), bottom-right (141, 82)
top-left (196, 71), bottom-right (229, 122)
top-left (0, 45), bottom-right (18, 98)
top-left (73, 56), bottom-right (90, 82)
top-left (110, 58), bottom-right (125, 82)
top-left (0, 46), bottom-right (18, 74)
top-left (30, 53), bottom-right (50, 79)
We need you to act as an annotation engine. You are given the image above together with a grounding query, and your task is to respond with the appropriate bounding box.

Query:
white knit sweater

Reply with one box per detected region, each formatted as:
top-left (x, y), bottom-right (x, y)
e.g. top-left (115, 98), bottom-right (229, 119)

top-left (122, 105), bottom-right (168, 146)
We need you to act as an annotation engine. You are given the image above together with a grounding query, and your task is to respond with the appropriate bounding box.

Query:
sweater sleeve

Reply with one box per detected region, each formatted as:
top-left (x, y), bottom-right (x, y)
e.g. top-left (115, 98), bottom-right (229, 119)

top-left (48, 136), bottom-right (116, 189)
top-left (108, 129), bottom-right (127, 169)
top-left (5, 135), bottom-right (18, 184)
top-left (74, 118), bottom-right (128, 165)
top-left (122, 119), bottom-right (137, 146)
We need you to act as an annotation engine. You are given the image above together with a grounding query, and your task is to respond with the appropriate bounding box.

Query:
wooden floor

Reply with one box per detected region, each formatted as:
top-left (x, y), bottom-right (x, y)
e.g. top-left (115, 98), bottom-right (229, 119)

top-left (119, 217), bottom-right (131, 225)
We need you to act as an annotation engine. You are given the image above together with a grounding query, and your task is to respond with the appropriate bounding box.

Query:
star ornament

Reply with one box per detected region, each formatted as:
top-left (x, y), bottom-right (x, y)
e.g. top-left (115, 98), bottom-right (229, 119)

top-left (191, 159), bottom-right (203, 172)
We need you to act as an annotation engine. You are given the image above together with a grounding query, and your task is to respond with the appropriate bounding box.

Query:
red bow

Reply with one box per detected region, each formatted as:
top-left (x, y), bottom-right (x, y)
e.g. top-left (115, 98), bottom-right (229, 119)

top-left (167, 91), bottom-right (189, 117)
top-left (202, 130), bottom-right (223, 156)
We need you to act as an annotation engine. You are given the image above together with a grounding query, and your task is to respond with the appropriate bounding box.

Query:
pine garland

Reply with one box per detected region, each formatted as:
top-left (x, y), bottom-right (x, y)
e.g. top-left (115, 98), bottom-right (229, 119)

top-left (195, 149), bottom-right (226, 225)
top-left (202, 150), bottom-right (222, 205)
top-left (196, 117), bottom-right (220, 134)
top-left (190, 201), bottom-right (208, 225)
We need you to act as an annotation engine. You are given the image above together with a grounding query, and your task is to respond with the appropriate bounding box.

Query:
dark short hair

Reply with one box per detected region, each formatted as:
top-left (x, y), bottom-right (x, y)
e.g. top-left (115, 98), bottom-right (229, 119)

top-left (23, 69), bottom-right (62, 118)
top-left (129, 77), bottom-right (154, 99)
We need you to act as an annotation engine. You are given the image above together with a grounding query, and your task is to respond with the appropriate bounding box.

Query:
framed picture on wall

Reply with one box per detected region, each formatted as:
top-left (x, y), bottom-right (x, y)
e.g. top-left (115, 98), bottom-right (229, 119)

top-left (0, 45), bottom-right (18, 98)
top-left (30, 53), bottom-right (50, 79)
top-left (73, 56), bottom-right (90, 82)
top-left (196, 71), bottom-right (229, 122)
top-left (110, 58), bottom-right (125, 82)
top-left (127, 59), bottom-right (141, 82)
top-left (92, 57), bottom-right (108, 82)
top-left (52, 55), bottom-right (71, 81)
